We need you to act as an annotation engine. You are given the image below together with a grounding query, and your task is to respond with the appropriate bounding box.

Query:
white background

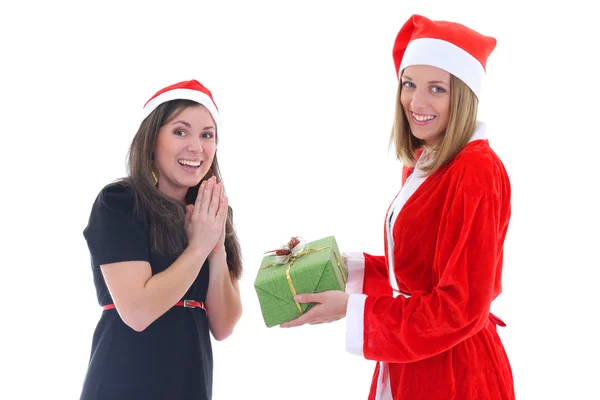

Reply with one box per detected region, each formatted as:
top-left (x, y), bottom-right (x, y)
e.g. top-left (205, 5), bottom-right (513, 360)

top-left (1, 0), bottom-right (599, 399)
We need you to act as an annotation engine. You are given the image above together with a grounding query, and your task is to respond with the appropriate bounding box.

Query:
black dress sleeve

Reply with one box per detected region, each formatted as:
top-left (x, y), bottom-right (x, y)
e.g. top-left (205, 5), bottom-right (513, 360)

top-left (83, 182), bottom-right (151, 267)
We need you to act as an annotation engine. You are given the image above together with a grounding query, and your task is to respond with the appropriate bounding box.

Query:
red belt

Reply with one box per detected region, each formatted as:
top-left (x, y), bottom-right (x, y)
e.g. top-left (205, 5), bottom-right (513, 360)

top-left (394, 289), bottom-right (506, 327)
top-left (102, 300), bottom-right (206, 313)
top-left (489, 312), bottom-right (506, 327)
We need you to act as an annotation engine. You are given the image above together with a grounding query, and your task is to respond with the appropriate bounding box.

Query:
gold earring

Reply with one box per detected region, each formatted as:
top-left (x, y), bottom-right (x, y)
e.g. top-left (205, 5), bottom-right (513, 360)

top-left (151, 169), bottom-right (158, 186)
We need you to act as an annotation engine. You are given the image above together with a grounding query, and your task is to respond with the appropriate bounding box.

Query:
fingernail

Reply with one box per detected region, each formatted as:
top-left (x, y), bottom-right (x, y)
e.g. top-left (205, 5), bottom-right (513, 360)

top-left (294, 295), bottom-right (301, 301)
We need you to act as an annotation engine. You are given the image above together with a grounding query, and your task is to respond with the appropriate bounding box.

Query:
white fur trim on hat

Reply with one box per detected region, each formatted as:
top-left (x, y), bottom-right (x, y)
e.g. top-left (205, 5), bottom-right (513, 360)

top-left (399, 37), bottom-right (485, 98)
top-left (141, 88), bottom-right (221, 132)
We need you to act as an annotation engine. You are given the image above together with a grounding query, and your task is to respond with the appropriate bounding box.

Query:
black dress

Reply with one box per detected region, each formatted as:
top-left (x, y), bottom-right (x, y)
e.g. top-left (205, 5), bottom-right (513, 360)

top-left (80, 182), bottom-right (213, 400)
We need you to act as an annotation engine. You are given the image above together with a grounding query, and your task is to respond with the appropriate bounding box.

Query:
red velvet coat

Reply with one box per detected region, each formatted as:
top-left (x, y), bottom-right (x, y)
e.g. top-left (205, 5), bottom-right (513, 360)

top-left (345, 133), bottom-right (515, 399)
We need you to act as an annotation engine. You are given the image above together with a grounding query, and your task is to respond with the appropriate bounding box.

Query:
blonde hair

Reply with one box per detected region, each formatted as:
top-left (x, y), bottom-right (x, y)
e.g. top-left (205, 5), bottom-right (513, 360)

top-left (391, 73), bottom-right (479, 176)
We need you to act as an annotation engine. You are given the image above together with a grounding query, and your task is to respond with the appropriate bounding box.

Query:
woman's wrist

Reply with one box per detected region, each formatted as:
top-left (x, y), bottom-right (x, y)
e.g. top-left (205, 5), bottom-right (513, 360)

top-left (184, 243), bottom-right (212, 265)
top-left (208, 248), bottom-right (227, 263)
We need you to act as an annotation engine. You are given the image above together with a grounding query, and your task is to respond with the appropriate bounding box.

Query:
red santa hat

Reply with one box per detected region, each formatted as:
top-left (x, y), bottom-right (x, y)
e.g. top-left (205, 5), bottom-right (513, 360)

top-left (141, 79), bottom-right (221, 132)
top-left (393, 14), bottom-right (496, 98)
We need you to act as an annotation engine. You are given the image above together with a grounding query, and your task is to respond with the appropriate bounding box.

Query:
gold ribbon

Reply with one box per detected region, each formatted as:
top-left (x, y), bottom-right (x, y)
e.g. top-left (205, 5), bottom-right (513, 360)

top-left (260, 245), bottom-right (347, 314)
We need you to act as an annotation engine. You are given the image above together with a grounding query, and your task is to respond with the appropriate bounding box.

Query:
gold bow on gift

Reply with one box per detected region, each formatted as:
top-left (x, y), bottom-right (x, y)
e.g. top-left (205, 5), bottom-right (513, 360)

top-left (261, 236), bottom-right (346, 315)
top-left (264, 236), bottom-right (307, 265)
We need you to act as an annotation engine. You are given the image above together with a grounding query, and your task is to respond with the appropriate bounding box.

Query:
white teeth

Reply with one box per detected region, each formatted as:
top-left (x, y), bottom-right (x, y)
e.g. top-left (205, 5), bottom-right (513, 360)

top-left (178, 160), bottom-right (201, 167)
top-left (412, 113), bottom-right (435, 122)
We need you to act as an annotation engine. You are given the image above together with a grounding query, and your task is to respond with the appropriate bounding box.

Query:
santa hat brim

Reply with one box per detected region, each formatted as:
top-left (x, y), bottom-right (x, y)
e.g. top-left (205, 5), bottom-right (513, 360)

top-left (399, 37), bottom-right (485, 98)
top-left (141, 88), bottom-right (221, 132)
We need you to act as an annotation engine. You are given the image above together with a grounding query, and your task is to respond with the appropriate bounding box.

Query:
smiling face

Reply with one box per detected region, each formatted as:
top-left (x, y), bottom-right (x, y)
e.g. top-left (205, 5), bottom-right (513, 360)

top-left (153, 104), bottom-right (217, 201)
top-left (400, 65), bottom-right (451, 147)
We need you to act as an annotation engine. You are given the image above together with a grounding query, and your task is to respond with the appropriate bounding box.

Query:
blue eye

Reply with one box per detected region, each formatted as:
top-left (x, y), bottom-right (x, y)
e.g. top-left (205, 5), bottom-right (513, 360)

top-left (432, 86), bottom-right (446, 93)
top-left (402, 81), bottom-right (415, 88)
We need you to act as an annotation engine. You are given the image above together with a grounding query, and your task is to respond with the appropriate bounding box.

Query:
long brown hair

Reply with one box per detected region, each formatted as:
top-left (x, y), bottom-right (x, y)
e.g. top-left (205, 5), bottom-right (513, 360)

top-left (121, 99), bottom-right (243, 280)
top-left (391, 73), bottom-right (478, 176)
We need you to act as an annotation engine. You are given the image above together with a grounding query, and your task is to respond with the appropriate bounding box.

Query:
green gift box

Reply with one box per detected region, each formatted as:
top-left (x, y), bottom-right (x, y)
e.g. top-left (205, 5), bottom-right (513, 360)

top-left (254, 236), bottom-right (348, 328)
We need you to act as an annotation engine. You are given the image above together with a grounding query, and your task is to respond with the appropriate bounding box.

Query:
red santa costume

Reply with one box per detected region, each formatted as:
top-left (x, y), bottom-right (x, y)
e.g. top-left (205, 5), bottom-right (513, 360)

top-left (344, 15), bottom-right (515, 399)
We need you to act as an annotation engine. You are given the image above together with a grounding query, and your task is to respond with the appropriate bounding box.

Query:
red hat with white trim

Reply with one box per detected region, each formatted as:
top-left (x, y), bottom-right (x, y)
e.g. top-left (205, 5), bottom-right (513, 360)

top-left (141, 79), bottom-right (221, 132)
top-left (393, 14), bottom-right (496, 98)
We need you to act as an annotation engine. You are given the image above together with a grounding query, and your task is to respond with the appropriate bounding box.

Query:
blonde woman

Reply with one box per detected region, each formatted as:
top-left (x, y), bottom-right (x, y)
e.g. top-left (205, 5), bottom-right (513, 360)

top-left (282, 15), bottom-right (515, 400)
